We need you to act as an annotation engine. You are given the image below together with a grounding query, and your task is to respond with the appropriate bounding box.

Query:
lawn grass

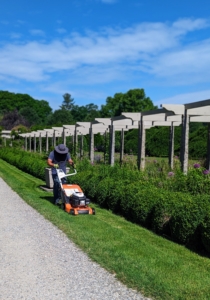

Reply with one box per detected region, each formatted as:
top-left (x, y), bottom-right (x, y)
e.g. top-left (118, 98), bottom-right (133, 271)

top-left (1, 158), bottom-right (210, 300)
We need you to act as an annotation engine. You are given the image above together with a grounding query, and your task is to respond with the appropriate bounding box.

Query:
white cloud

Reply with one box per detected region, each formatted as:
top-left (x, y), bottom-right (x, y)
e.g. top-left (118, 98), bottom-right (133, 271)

top-left (1, 21), bottom-right (9, 25)
top-left (144, 38), bottom-right (210, 85)
top-left (56, 28), bottom-right (67, 34)
top-left (172, 18), bottom-right (209, 35)
top-left (100, 0), bottom-right (117, 3)
top-left (10, 32), bottom-right (22, 39)
top-left (0, 18), bottom-right (209, 87)
top-left (29, 29), bottom-right (45, 36)
top-left (155, 90), bottom-right (210, 107)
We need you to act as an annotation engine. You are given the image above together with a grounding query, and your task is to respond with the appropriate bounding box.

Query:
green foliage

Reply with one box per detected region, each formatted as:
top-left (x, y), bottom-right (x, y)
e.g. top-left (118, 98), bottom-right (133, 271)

top-left (146, 126), bottom-right (182, 157)
top-left (169, 195), bottom-right (208, 249)
top-left (83, 103), bottom-right (101, 121)
top-left (0, 89), bottom-right (210, 161)
top-left (201, 210), bottom-right (210, 253)
top-left (95, 177), bottom-right (114, 208)
top-left (0, 91), bottom-right (52, 124)
top-left (101, 88), bottom-right (156, 117)
top-left (189, 126), bottom-right (208, 159)
top-left (87, 173), bottom-right (102, 201)
top-left (71, 103), bottom-right (101, 122)
top-left (106, 179), bottom-right (127, 212)
top-left (184, 167), bottom-right (210, 195)
top-left (2, 159), bottom-right (210, 300)
top-left (0, 147), bottom-right (46, 180)
top-left (123, 129), bottom-right (138, 154)
top-left (123, 123), bottom-right (208, 158)
top-left (47, 109), bottom-right (74, 126)
top-left (95, 177), bottom-right (127, 212)
top-left (2, 147), bottom-right (210, 254)
top-left (151, 190), bottom-right (176, 235)
top-left (120, 183), bottom-right (158, 227)
top-left (19, 107), bottom-right (41, 126)
top-left (0, 109), bottom-right (29, 130)
top-left (59, 93), bottom-right (75, 110)
top-left (11, 125), bottom-right (29, 138)
top-left (146, 127), bottom-right (170, 157)
top-left (69, 170), bottom-right (91, 194)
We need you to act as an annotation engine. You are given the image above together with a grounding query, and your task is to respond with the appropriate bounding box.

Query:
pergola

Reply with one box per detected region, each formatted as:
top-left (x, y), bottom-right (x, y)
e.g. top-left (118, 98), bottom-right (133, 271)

top-left (91, 100), bottom-right (210, 172)
top-left (120, 99), bottom-right (210, 173)
top-left (161, 99), bottom-right (210, 173)
top-left (138, 109), bottom-right (181, 170)
top-left (63, 124), bottom-right (88, 158)
top-left (17, 98), bottom-right (210, 173)
top-left (1, 134), bottom-right (13, 146)
top-left (109, 113), bottom-right (152, 166)
top-left (19, 131), bottom-right (52, 153)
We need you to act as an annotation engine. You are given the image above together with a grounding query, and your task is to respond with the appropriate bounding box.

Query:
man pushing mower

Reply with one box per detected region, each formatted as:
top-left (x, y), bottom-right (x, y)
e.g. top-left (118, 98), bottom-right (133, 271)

top-left (47, 144), bottom-right (74, 205)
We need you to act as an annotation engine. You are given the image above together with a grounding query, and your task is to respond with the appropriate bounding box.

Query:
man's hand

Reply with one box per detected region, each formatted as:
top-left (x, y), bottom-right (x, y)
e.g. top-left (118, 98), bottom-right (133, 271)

top-left (54, 164), bottom-right (59, 168)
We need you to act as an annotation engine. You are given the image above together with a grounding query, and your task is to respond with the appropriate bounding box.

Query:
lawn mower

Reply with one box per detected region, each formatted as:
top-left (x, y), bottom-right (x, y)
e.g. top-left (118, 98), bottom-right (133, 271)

top-left (56, 163), bottom-right (95, 215)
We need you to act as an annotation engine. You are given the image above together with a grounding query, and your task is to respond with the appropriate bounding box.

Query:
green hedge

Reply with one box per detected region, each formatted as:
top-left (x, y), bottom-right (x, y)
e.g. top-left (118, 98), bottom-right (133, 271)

top-left (0, 147), bottom-right (46, 180)
top-left (1, 147), bottom-right (210, 255)
top-left (71, 162), bottom-right (210, 254)
top-left (201, 210), bottom-right (210, 253)
top-left (169, 194), bottom-right (208, 250)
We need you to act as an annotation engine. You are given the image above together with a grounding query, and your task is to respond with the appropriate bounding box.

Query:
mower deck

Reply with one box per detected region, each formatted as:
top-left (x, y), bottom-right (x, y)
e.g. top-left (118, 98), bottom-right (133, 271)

top-left (61, 184), bottom-right (95, 215)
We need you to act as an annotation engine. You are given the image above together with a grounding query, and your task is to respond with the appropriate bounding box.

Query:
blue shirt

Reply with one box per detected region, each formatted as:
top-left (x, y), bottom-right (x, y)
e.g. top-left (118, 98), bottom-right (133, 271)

top-left (48, 150), bottom-right (71, 175)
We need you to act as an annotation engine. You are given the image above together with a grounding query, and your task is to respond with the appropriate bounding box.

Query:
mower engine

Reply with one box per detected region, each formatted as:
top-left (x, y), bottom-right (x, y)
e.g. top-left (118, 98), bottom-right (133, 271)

top-left (56, 166), bottom-right (95, 215)
top-left (70, 191), bottom-right (90, 207)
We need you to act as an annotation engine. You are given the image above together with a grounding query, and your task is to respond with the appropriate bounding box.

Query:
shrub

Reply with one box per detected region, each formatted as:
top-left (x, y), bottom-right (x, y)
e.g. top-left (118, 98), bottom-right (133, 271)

top-left (69, 170), bottom-right (93, 195)
top-left (120, 183), bottom-right (158, 228)
top-left (107, 179), bottom-right (131, 213)
top-left (169, 194), bottom-right (208, 249)
top-left (185, 168), bottom-right (209, 195)
top-left (151, 191), bottom-right (177, 236)
top-left (95, 177), bottom-right (116, 208)
top-left (86, 173), bottom-right (102, 201)
top-left (201, 209), bottom-right (210, 253)
top-left (0, 147), bottom-right (46, 180)
top-left (2, 147), bottom-right (210, 254)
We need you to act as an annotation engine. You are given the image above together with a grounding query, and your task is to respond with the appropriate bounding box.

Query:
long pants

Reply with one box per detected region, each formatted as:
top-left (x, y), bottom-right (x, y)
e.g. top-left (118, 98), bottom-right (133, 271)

top-left (52, 174), bottom-right (67, 203)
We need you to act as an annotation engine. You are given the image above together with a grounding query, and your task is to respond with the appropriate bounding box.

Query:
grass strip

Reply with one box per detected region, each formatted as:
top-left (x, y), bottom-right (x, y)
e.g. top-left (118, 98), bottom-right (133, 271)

top-left (0, 159), bottom-right (210, 300)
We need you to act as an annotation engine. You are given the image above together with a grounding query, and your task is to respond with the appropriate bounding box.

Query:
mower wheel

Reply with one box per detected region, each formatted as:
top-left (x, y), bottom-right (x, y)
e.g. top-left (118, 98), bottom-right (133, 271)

top-left (60, 203), bottom-right (65, 210)
top-left (70, 209), bottom-right (75, 215)
top-left (92, 208), bottom-right (96, 215)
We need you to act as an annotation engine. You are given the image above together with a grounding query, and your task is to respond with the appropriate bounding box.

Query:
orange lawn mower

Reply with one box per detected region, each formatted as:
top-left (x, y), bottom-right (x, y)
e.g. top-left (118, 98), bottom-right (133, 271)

top-left (55, 163), bottom-right (95, 215)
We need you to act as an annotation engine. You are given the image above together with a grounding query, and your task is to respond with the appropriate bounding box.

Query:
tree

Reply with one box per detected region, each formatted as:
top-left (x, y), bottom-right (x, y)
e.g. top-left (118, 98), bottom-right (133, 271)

top-left (0, 91), bottom-right (52, 124)
top-left (47, 109), bottom-right (74, 126)
top-left (33, 100), bottom-right (52, 123)
top-left (101, 89), bottom-right (157, 117)
top-left (0, 109), bottom-right (30, 130)
top-left (71, 105), bottom-right (88, 122)
top-left (60, 93), bottom-right (74, 111)
top-left (84, 103), bottom-right (101, 121)
top-left (19, 107), bottom-right (41, 126)
top-left (71, 103), bottom-right (101, 122)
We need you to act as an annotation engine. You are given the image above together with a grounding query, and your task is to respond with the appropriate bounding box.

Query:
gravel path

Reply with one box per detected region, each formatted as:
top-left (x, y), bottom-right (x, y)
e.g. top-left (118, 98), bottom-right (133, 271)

top-left (0, 177), bottom-right (151, 300)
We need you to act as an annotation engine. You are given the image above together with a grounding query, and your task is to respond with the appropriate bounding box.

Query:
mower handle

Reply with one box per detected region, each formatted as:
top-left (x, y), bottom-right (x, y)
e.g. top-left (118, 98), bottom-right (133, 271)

top-left (55, 161), bottom-right (77, 179)
top-left (55, 160), bottom-right (75, 169)
top-left (65, 168), bottom-right (77, 177)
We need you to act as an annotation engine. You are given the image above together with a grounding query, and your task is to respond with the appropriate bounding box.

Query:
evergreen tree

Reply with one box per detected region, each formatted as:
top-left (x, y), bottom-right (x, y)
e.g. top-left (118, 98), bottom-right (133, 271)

top-left (60, 93), bottom-right (74, 110)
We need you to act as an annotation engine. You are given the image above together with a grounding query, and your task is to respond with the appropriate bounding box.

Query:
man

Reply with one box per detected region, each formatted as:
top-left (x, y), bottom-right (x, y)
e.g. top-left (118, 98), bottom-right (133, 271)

top-left (47, 144), bottom-right (74, 205)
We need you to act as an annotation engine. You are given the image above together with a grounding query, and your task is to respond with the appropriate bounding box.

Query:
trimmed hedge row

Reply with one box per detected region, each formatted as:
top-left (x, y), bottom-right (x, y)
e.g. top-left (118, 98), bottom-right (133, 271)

top-left (1, 147), bottom-right (210, 255)
top-left (0, 147), bottom-right (46, 180)
top-left (71, 169), bottom-right (210, 254)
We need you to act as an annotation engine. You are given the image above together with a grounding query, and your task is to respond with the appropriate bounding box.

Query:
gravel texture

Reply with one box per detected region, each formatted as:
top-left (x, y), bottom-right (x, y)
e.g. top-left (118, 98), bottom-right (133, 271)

top-left (0, 177), bottom-right (151, 300)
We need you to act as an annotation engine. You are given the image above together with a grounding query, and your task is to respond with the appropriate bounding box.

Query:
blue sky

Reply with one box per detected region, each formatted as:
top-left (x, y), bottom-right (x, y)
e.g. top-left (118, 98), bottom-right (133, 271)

top-left (0, 0), bottom-right (210, 111)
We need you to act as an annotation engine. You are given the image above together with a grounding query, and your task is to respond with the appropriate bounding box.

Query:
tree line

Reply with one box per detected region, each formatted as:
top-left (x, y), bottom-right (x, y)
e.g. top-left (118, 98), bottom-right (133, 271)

top-left (0, 89), bottom-right (155, 129)
top-left (0, 89), bottom-right (207, 158)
